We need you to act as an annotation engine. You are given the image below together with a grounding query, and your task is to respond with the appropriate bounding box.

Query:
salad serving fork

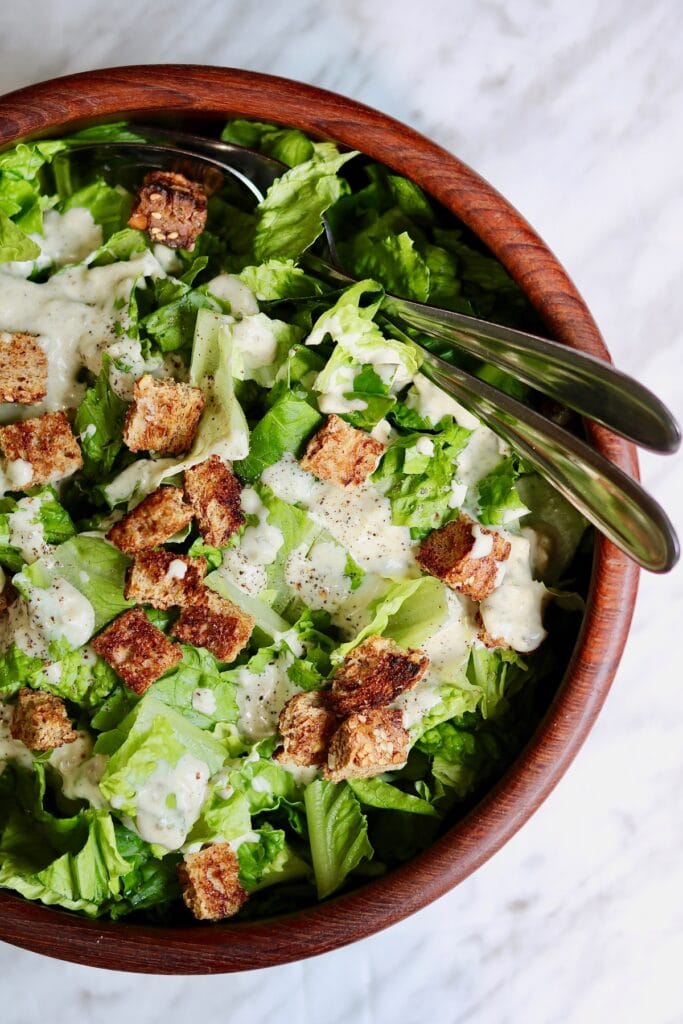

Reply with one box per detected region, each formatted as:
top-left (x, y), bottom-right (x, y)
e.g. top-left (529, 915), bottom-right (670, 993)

top-left (56, 131), bottom-right (680, 573)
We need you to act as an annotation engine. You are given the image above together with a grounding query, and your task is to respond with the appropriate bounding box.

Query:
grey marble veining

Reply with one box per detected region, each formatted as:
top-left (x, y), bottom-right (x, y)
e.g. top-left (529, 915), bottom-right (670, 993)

top-left (1, 2), bottom-right (681, 1022)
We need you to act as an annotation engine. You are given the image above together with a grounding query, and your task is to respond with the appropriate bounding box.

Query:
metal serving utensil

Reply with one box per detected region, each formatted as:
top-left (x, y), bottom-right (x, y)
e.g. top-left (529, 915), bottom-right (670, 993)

top-left (54, 135), bottom-right (680, 572)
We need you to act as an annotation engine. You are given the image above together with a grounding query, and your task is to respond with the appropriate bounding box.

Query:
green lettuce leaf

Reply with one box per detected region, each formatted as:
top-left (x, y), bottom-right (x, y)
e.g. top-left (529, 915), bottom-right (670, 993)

top-left (254, 143), bottom-right (358, 262)
top-left (185, 790), bottom-right (251, 848)
top-left (477, 455), bottom-right (528, 526)
top-left (238, 259), bottom-right (323, 300)
top-left (22, 535), bottom-right (132, 631)
top-left (237, 826), bottom-right (309, 891)
top-left (347, 777), bottom-right (437, 816)
top-left (222, 120), bottom-right (315, 167)
top-left (0, 208), bottom-right (40, 262)
top-left (304, 779), bottom-right (373, 898)
top-left (336, 576), bottom-right (448, 659)
top-left (373, 419), bottom-right (472, 535)
top-left (74, 358), bottom-right (128, 479)
top-left (150, 645), bottom-right (239, 729)
top-left (234, 392), bottom-right (322, 483)
top-left (61, 179), bottom-right (132, 240)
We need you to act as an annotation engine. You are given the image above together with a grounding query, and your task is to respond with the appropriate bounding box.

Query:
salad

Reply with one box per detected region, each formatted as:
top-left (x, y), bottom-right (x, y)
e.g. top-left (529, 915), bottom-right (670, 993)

top-left (0, 120), bottom-right (588, 921)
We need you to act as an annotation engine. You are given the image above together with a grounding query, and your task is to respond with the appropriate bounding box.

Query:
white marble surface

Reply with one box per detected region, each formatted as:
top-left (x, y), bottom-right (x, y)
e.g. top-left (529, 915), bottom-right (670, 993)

top-left (1, 2), bottom-right (682, 1021)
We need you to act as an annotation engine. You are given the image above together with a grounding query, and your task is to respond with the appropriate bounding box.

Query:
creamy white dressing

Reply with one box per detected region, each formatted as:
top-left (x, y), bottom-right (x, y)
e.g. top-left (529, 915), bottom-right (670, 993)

top-left (106, 336), bottom-right (166, 400)
top-left (370, 418), bottom-right (395, 445)
top-left (218, 547), bottom-right (268, 597)
top-left (470, 524), bottom-right (494, 560)
top-left (279, 762), bottom-right (319, 786)
top-left (414, 436), bottom-right (435, 457)
top-left (328, 573), bottom-right (389, 639)
top-left (0, 244), bottom-right (165, 420)
top-left (207, 273), bottom-right (259, 316)
top-left (317, 362), bottom-right (368, 414)
top-left (0, 701), bottom-right (33, 772)
top-left (228, 829), bottom-right (261, 852)
top-left (3, 208), bottom-right (103, 280)
top-left (191, 688), bottom-right (217, 716)
top-left (6, 494), bottom-right (51, 562)
top-left (166, 559), bottom-right (188, 581)
top-left (49, 733), bottom-right (107, 808)
top-left (124, 754), bottom-right (210, 851)
top-left (231, 314), bottom-right (280, 373)
top-left (456, 428), bottom-right (507, 489)
top-left (284, 539), bottom-right (352, 615)
top-left (1, 577), bottom-right (95, 658)
top-left (262, 454), bottom-right (417, 579)
top-left (4, 458), bottom-right (34, 488)
top-left (407, 373), bottom-right (480, 430)
top-left (239, 487), bottom-right (284, 565)
top-left (479, 534), bottom-right (548, 652)
top-left (235, 653), bottom-right (299, 741)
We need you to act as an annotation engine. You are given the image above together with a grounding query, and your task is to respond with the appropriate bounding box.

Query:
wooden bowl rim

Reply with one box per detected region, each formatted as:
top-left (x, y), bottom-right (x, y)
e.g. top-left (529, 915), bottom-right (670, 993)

top-left (0, 65), bottom-right (639, 974)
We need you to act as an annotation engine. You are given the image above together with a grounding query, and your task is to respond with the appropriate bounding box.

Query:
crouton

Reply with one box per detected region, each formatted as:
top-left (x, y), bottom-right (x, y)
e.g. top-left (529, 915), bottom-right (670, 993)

top-left (106, 486), bottom-right (194, 555)
top-left (128, 170), bottom-right (208, 250)
top-left (170, 589), bottom-right (254, 663)
top-left (92, 607), bottom-right (182, 694)
top-left (0, 332), bottom-right (48, 404)
top-left (123, 375), bottom-right (205, 456)
top-left (325, 708), bottom-right (409, 782)
top-left (124, 550), bottom-right (207, 609)
top-left (329, 635), bottom-right (429, 717)
top-left (416, 516), bottom-right (511, 601)
top-left (178, 843), bottom-right (248, 921)
top-left (275, 691), bottom-right (338, 768)
top-left (0, 411), bottom-right (82, 489)
top-left (183, 455), bottom-right (244, 548)
top-left (300, 414), bottom-right (385, 487)
top-left (10, 688), bottom-right (77, 752)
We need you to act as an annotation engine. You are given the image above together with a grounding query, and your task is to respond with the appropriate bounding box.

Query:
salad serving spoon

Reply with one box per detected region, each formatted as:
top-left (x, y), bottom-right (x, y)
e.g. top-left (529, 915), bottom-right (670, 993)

top-left (54, 136), bottom-right (680, 572)
top-left (127, 126), bottom-right (681, 457)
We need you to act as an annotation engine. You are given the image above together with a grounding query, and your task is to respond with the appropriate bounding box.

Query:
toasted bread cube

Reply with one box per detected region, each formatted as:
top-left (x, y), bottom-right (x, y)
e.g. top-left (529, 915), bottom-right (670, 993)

top-left (0, 411), bottom-right (82, 489)
top-left (123, 375), bottom-right (205, 456)
top-left (10, 688), bottom-right (77, 752)
top-left (0, 332), bottom-right (48, 404)
top-left (416, 516), bottom-right (511, 601)
top-left (124, 550), bottom-right (207, 609)
top-left (300, 415), bottom-right (384, 487)
top-left (275, 691), bottom-right (338, 768)
top-left (92, 607), bottom-right (182, 695)
top-left (170, 589), bottom-right (254, 663)
top-left (329, 635), bottom-right (429, 717)
top-left (178, 843), bottom-right (248, 921)
top-left (325, 708), bottom-right (409, 782)
top-left (184, 455), bottom-right (244, 548)
top-left (128, 170), bottom-right (208, 250)
top-left (106, 486), bottom-right (194, 555)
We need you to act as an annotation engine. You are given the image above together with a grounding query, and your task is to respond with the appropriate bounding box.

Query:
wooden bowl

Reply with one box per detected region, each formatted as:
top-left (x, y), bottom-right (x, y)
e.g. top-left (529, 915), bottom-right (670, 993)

top-left (0, 66), bottom-right (639, 973)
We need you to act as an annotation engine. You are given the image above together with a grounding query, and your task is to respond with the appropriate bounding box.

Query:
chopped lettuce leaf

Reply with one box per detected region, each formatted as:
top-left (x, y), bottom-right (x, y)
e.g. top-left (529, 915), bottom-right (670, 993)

top-left (336, 576), bottom-right (448, 659)
top-left (74, 358), bottom-right (129, 480)
top-left (254, 143), bottom-right (357, 262)
top-left (304, 779), bottom-right (373, 898)
top-left (347, 777), bottom-right (437, 816)
top-left (234, 392), bottom-right (322, 483)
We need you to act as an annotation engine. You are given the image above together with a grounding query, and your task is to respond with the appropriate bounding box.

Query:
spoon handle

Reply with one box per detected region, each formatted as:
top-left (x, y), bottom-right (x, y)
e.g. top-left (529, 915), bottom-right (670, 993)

top-left (382, 293), bottom-right (680, 454)
top-left (417, 348), bottom-right (679, 572)
top-left (303, 256), bottom-right (679, 454)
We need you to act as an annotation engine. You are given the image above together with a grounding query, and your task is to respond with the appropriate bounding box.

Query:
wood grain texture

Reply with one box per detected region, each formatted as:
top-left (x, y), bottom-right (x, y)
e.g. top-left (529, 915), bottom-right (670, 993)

top-left (0, 65), bottom-right (640, 974)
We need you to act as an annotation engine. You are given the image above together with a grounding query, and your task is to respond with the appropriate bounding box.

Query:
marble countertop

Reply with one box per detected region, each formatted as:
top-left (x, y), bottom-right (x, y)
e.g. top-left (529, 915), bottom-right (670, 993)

top-left (1, 2), bottom-right (681, 1022)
